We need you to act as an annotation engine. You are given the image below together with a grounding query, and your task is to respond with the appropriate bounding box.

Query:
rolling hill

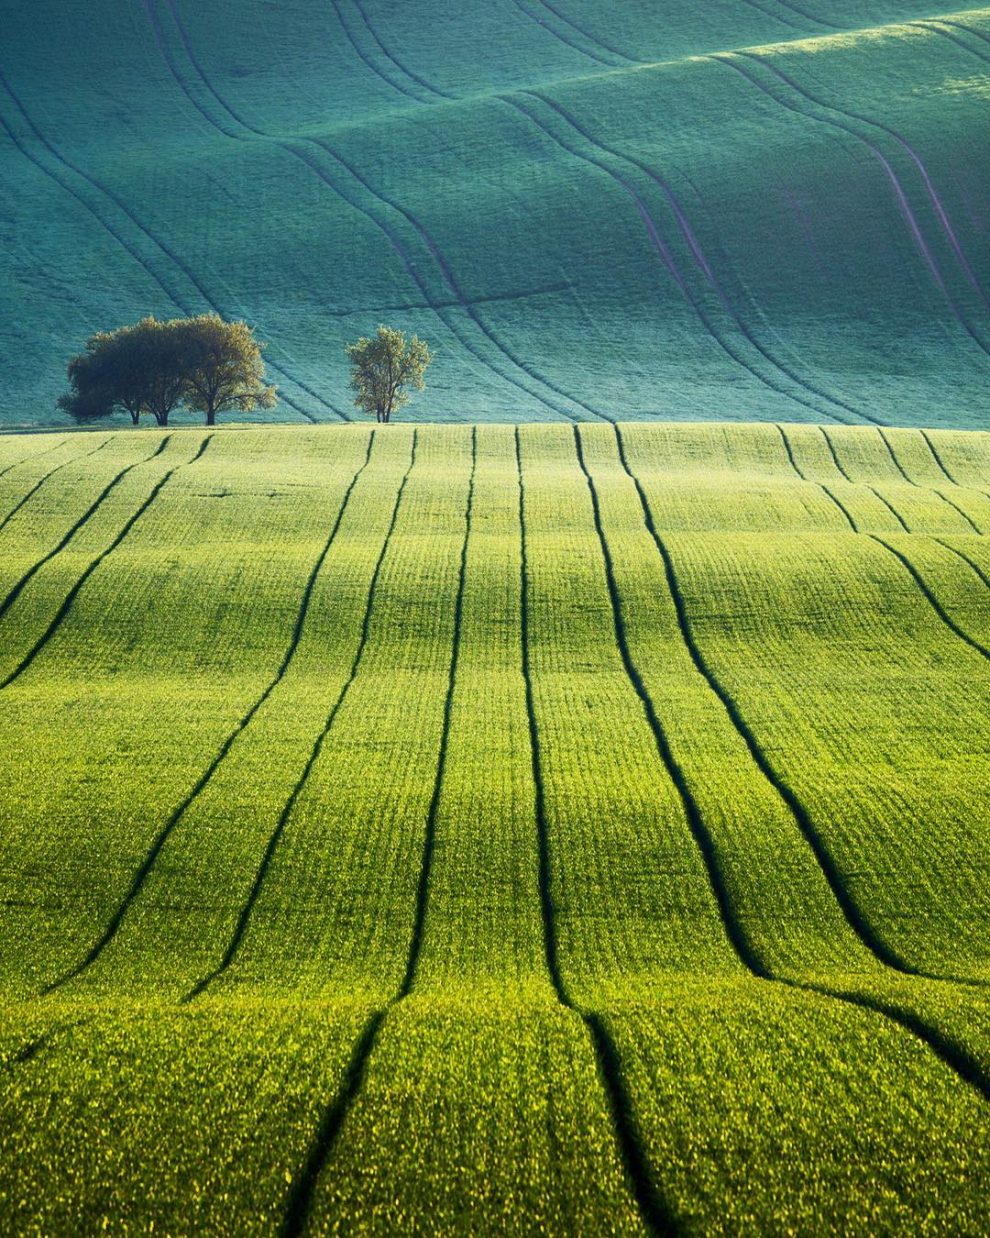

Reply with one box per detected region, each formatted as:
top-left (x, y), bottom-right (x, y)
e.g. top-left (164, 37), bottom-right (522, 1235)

top-left (1, 0), bottom-right (989, 429)
top-left (1, 422), bottom-right (989, 1230)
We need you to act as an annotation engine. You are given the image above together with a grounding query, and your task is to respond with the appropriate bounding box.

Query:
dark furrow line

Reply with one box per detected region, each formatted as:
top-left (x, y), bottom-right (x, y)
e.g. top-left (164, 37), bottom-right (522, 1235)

top-left (868, 486), bottom-right (911, 532)
top-left (0, 437), bottom-right (170, 627)
top-left (818, 425), bottom-right (852, 480)
top-left (0, 436), bottom-right (112, 535)
top-left (400, 425), bottom-right (475, 995)
top-left (503, 96), bottom-right (840, 425)
top-left (1, 1017), bottom-right (92, 1077)
top-left (605, 429), bottom-right (990, 1087)
top-left (771, 0), bottom-right (843, 31)
top-left (573, 426), bottom-right (768, 978)
top-left (775, 423), bottom-right (807, 478)
top-left (585, 429), bottom-right (990, 1122)
top-left (743, 42), bottom-right (990, 314)
top-left (870, 535), bottom-right (990, 665)
top-left (311, 138), bottom-right (601, 422)
top-left (935, 538), bottom-right (990, 591)
top-left (0, 435), bottom-right (212, 694)
top-left (877, 427), bottom-right (919, 485)
top-left (807, 986), bottom-right (990, 1103)
top-left (348, 0), bottom-right (456, 99)
top-left (516, 426), bottom-right (672, 1234)
top-left (933, 491), bottom-right (982, 534)
top-left (0, 70), bottom-right (317, 427)
top-left (521, 90), bottom-right (872, 425)
top-left (508, 0), bottom-right (625, 67)
top-left (612, 424), bottom-right (925, 977)
top-left (279, 1010), bottom-right (387, 1237)
top-left (775, 424), bottom-right (858, 531)
top-left (278, 431), bottom-right (474, 1233)
top-left (821, 484), bottom-right (860, 532)
top-left (153, 0), bottom-right (592, 424)
top-left (141, 0), bottom-right (345, 421)
top-left (328, 0), bottom-right (427, 104)
top-left (725, 52), bottom-right (990, 359)
top-left (530, 0), bottom-right (634, 61)
top-left (878, 428), bottom-right (982, 531)
top-left (182, 431), bottom-right (412, 1002)
top-left (0, 437), bottom-right (69, 485)
top-left (919, 429), bottom-right (990, 503)
top-left (818, 428), bottom-right (910, 528)
top-left (41, 433), bottom-right (378, 996)
top-left (737, 0), bottom-right (808, 33)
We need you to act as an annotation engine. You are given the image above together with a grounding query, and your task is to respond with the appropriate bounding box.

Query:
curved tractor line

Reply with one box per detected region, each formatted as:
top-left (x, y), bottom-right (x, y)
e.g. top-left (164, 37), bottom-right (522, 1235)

top-left (280, 431), bottom-right (476, 1235)
top-left (771, 0), bottom-right (844, 32)
top-left (328, 0), bottom-right (430, 104)
top-left (0, 436), bottom-right (112, 535)
top-left (919, 429), bottom-right (990, 502)
top-left (506, 92), bottom-right (864, 424)
top-left (0, 436), bottom-right (170, 627)
top-left (870, 534), bottom-right (990, 666)
top-left (347, 0), bottom-right (456, 99)
top-left (818, 426), bottom-right (919, 529)
top-left (181, 430), bottom-right (412, 1002)
top-left (598, 426), bottom-right (990, 1102)
top-left (38, 432), bottom-right (378, 997)
top-left (508, 0), bottom-right (628, 68)
top-left (0, 64), bottom-right (323, 425)
top-left (877, 428), bottom-right (982, 533)
top-left (612, 424), bottom-right (983, 985)
top-left (726, 51), bottom-right (990, 362)
top-left (154, 0), bottom-right (605, 424)
top-left (0, 434), bottom-right (211, 694)
top-left (0, 437), bottom-right (69, 485)
top-left (516, 426), bottom-right (673, 1234)
top-left (774, 424), bottom-right (859, 530)
top-left (936, 538), bottom-right (990, 592)
top-left (526, 89), bottom-right (879, 425)
top-left (749, 40), bottom-right (990, 312)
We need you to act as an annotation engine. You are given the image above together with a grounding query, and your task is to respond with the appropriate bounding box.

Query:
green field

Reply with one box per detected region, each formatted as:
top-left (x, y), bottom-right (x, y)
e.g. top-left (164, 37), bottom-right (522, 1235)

top-left (0, 421), bottom-right (988, 1231)
top-left (2, 0), bottom-right (990, 428)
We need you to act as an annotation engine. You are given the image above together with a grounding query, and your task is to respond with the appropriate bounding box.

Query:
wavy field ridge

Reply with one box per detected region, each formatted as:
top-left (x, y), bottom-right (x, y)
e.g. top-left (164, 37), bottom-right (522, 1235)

top-left (0, 422), bottom-right (988, 1230)
top-left (1, 0), bottom-right (989, 427)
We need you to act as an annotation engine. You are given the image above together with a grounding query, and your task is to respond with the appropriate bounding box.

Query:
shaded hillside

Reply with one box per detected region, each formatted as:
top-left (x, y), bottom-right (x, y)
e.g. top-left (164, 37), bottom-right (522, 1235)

top-left (1, 0), bottom-right (988, 427)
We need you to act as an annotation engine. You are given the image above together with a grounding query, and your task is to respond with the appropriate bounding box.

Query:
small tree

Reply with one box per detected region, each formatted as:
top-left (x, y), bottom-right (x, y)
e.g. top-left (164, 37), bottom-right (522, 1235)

top-left (179, 313), bottom-right (277, 426)
top-left (346, 325), bottom-right (432, 423)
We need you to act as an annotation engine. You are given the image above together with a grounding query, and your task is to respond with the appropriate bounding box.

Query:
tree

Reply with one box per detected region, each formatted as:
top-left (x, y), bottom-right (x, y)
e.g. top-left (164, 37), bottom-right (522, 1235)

top-left (58, 315), bottom-right (276, 427)
top-left (346, 325), bottom-right (432, 423)
top-left (57, 317), bottom-right (189, 427)
top-left (178, 313), bottom-right (277, 426)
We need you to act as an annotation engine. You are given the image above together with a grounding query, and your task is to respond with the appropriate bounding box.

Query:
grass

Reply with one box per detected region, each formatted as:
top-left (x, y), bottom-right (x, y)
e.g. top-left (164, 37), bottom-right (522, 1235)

top-left (0, 420), bottom-right (989, 1231)
top-left (1, 0), bottom-right (989, 428)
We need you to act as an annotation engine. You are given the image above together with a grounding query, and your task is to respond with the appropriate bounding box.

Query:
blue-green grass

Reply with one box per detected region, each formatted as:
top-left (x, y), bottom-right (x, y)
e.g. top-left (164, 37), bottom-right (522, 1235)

top-left (0, 0), bottom-right (988, 428)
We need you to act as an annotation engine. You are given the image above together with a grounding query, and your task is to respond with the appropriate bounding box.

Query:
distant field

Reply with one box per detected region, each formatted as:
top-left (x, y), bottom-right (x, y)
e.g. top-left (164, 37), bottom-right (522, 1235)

top-left (1, 0), bottom-right (989, 428)
top-left (0, 422), bottom-right (988, 1231)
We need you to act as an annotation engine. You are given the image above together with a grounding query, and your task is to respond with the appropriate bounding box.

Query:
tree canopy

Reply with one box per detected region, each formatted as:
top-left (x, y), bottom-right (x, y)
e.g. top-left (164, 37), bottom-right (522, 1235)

top-left (346, 326), bottom-right (432, 423)
top-left (58, 315), bottom-right (277, 427)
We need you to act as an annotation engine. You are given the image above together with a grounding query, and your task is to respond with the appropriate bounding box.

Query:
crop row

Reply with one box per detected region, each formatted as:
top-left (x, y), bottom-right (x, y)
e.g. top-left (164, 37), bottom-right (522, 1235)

top-left (0, 423), bottom-right (988, 1230)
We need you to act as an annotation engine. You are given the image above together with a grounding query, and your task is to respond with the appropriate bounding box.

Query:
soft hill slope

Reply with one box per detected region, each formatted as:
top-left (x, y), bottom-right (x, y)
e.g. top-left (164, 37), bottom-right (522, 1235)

top-left (1, 422), bottom-right (990, 1230)
top-left (1, 1), bottom-right (989, 428)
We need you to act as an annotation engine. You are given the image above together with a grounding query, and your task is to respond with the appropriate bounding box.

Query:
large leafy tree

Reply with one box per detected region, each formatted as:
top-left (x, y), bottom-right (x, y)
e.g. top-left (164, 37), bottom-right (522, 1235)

top-left (346, 326), bottom-right (432, 423)
top-left (58, 315), bottom-right (277, 427)
top-left (178, 314), bottom-right (277, 426)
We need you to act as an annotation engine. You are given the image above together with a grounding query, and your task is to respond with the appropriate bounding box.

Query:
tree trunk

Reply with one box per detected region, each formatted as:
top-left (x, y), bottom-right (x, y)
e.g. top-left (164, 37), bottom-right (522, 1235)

top-left (206, 407), bottom-right (216, 426)
top-left (156, 411), bottom-right (169, 427)
top-left (130, 410), bottom-right (140, 426)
